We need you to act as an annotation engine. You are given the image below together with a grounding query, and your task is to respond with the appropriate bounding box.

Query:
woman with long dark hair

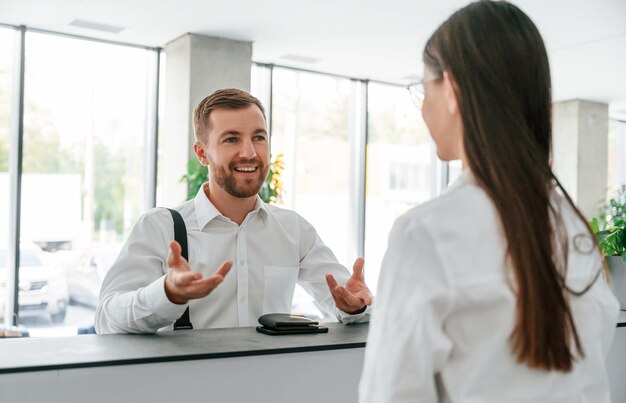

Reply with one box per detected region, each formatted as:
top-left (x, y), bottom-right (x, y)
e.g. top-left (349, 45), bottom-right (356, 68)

top-left (359, 1), bottom-right (619, 402)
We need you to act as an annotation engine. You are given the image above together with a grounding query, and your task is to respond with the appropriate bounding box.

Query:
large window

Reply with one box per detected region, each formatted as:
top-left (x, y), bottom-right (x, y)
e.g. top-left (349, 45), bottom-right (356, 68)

top-left (0, 27), bottom-right (15, 327)
top-left (271, 68), bottom-right (354, 265)
top-left (364, 83), bottom-right (438, 291)
top-left (268, 70), bottom-right (446, 301)
top-left (13, 32), bottom-right (156, 336)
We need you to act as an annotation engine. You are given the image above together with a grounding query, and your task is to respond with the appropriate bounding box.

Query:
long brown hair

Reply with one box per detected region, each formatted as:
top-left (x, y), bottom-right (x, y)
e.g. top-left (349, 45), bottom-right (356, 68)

top-left (423, 1), bottom-right (602, 371)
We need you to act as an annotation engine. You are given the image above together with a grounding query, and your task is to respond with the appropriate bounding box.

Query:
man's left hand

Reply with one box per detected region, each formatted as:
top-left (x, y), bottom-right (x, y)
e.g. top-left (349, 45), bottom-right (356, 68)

top-left (326, 257), bottom-right (373, 315)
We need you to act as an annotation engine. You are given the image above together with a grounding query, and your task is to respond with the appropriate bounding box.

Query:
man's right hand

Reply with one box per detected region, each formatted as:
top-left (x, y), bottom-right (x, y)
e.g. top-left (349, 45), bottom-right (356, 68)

top-left (164, 241), bottom-right (232, 305)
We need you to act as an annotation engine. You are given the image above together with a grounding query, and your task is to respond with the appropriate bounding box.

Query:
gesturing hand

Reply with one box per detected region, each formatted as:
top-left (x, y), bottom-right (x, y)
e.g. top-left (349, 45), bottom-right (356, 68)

top-left (325, 257), bottom-right (373, 315)
top-left (164, 241), bottom-right (232, 305)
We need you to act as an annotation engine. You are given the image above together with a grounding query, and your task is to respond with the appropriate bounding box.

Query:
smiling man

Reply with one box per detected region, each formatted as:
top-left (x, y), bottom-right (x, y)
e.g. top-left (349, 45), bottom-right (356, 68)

top-left (95, 88), bottom-right (372, 334)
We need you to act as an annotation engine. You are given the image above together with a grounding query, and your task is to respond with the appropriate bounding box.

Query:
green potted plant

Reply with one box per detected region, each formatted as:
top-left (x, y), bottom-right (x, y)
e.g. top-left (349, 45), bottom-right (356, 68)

top-left (258, 153), bottom-right (285, 204)
top-left (179, 153), bottom-right (285, 204)
top-left (179, 158), bottom-right (208, 200)
top-left (591, 184), bottom-right (626, 310)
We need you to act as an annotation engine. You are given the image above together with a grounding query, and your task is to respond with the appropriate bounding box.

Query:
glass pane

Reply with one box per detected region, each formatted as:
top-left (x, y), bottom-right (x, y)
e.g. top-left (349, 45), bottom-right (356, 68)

top-left (0, 27), bottom-right (15, 327)
top-left (250, 64), bottom-right (272, 113)
top-left (607, 120), bottom-right (626, 199)
top-left (271, 67), bottom-right (353, 319)
top-left (20, 32), bottom-right (156, 336)
top-left (365, 82), bottom-right (437, 292)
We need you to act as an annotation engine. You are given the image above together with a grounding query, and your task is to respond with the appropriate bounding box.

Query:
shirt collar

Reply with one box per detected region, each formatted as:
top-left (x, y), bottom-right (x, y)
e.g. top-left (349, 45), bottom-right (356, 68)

top-left (193, 183), bottom-right (269, 230)
top-left (254, 196), bottom-right (269, 218)
top-left (194, 183), bottom-right (221, 230)
top-left (443, 168), bottom-right (474, 194)
top-left (454, 169), bottom-right (473, 185)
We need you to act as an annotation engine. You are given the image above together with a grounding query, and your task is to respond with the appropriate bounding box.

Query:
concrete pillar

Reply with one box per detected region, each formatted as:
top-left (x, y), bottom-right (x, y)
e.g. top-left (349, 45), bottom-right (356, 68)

top-left (160, 34), bottom-right (252, 207)
top-left (552, 99), bottom-right (608, 219)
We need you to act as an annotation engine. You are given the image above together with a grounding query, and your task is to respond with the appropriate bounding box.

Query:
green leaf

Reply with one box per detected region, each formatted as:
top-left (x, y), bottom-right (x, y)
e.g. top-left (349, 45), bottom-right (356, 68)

top-left (595, 229), bottom-right (622, 256)
top-left (590, 217), bottom-right (600, 233)
top-left (179, 158), bottom-right (208, 200)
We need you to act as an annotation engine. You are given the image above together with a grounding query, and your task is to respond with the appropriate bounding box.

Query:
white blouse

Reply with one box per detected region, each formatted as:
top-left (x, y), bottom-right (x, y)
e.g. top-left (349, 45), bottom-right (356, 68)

top-left (359, 171), bottom-right (619, 403)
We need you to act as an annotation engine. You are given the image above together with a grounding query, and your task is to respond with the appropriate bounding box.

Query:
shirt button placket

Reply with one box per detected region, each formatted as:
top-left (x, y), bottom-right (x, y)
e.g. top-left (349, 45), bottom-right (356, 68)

top-left (236, 227), bottom-right (249, 326)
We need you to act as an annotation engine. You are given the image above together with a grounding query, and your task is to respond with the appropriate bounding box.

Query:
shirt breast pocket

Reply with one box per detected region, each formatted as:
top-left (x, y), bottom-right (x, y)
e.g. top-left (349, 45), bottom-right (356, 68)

top-left (263, 265), bottom-right (299, 314)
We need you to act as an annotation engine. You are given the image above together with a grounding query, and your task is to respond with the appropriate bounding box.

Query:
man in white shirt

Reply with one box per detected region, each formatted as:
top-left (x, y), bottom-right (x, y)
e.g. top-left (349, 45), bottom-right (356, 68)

top-left (95, 88), bottom-right (372, 334)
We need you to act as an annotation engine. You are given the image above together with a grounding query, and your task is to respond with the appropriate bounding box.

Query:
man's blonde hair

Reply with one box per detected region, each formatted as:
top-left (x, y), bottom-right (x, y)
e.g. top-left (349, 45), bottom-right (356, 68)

top-left (193, 88), bottom-right (266, 143)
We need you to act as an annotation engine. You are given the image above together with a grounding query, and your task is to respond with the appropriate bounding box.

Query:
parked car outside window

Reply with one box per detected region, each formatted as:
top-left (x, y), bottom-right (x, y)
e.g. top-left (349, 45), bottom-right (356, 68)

top-left (0, 243), bottom-right (69, 324)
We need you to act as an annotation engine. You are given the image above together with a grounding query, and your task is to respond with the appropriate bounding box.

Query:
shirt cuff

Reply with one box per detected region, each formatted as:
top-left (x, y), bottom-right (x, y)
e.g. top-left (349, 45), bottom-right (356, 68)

top-left (140, 274), bottom-right (189, 322)
top-left (335, 304), bottom-right (371, 324)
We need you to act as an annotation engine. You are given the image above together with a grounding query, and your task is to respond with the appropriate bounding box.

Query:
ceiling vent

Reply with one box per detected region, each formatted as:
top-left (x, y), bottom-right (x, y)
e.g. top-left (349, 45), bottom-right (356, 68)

top-left (69, 19), bottom-right (126, 34)
top-left (403, 74), bottom-right (422, 83)
top-left (279, 54), bottom-right (321, 64)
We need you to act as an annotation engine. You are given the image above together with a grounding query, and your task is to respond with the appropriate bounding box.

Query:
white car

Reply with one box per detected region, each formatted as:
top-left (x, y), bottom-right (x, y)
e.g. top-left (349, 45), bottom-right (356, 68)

top-left (0, 244), bottom-right (69, 324)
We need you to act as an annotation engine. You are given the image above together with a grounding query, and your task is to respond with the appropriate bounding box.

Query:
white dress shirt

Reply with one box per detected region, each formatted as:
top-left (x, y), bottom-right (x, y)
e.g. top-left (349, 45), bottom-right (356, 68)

top-left (359, 171), bottom-right (619, 403)
top-left (95, 184), bottom-right (368, 334)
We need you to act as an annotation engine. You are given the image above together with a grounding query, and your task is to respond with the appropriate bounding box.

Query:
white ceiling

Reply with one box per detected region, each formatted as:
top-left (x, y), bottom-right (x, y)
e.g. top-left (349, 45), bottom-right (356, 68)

top-left (2, 0), bottom-right (626, 115)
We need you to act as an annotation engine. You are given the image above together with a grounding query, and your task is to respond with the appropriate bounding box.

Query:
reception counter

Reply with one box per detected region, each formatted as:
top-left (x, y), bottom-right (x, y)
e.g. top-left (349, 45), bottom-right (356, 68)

top-left (0, 322), bottom-right (368, 403)
top-left (609, 311), bottom-right (626, 402)
top-left (1, 315), bottom-right (625, 403)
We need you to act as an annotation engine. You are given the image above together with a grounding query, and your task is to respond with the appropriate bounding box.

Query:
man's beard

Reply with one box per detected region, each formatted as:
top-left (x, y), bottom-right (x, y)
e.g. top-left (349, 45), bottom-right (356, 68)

top-left (208, 157), bottom-right (269, 198)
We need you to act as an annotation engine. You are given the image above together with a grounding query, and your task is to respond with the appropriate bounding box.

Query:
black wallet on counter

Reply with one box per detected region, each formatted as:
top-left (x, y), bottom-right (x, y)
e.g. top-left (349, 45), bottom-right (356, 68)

top-left (256, 313), bottom-right (328, 335)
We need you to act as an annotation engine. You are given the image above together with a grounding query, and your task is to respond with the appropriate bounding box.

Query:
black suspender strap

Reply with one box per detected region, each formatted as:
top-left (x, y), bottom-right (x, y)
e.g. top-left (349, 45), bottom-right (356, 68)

top-left (167, 208), bottom-right (193, 330)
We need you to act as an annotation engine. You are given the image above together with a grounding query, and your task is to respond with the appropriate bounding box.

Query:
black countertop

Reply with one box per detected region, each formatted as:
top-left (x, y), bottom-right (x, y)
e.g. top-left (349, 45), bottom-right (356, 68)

top-left (0, 322), bottom-right (368, 374)
top-left (3, 312), bottom-right (624, 375)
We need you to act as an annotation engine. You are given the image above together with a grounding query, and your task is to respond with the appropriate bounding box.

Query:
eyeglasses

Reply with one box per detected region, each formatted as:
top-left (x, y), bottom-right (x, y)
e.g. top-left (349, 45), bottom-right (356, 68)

top-left (407, 76), bottom-right (441, 109)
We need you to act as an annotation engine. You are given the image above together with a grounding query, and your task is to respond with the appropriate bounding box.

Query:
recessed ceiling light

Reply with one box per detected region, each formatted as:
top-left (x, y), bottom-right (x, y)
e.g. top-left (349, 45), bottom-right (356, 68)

top-left (69, 19), bottom-right (126, 34)
top-left (279, 54), bottom-right (321, 64)
top-left (403, 74), bottom-right (421, 82)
